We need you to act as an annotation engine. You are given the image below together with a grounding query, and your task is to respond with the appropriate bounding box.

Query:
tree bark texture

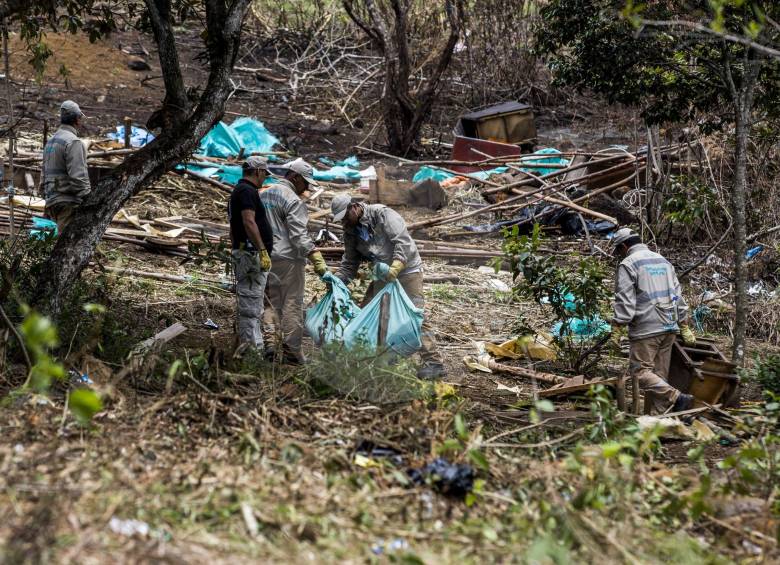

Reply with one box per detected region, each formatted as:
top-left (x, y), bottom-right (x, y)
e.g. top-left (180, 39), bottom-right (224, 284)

top-left (342, 0), bottom-right (464, 155)
top-left (724, 53), bottom-right (761, 365)
top-left (36, 0), bottom-right (250, 314)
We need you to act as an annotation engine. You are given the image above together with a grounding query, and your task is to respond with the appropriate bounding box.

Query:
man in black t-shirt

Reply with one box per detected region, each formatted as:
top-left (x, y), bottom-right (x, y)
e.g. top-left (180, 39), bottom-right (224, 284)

top-left (228, 156), bottom-right (274, 352)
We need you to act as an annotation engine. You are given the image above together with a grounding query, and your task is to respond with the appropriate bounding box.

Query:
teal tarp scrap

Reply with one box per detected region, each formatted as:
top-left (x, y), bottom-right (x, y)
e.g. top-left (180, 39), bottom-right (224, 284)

top-left (319, 155), bottom-right (360, 168)
top-left (520, 147), bottom-right (569, 177)
top-left (468, 166), bottom-right (508, 181)
top-left (552, 315), bottom-right (611, 340)
top-left (412, 166), bottom-right (454, 183)
top-left (29, 216), bottom-right (57, 239)
top-left (305, 273), bottom-right (362, 346)
top-left (342, 263), bottom-right (424, 356)
top-left (198, 117), bottom-right (279, 158)
top-left (412, 165), bottom-right (508, 183)
top-left (314, 165), bottom-right (364, 182)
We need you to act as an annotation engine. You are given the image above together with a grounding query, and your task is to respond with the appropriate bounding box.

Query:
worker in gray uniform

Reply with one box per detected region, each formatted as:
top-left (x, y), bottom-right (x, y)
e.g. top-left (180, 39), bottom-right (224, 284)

top-left (611, 227), bottom-right (697, 414)
top-left (42, 100), bottom-right (91, 231)
top-left (330, 194), bottom-right (445, 379)
top-left (228, 156), bottom-right (274, 352)
top-left (260, 158), bottom-right (328, 364)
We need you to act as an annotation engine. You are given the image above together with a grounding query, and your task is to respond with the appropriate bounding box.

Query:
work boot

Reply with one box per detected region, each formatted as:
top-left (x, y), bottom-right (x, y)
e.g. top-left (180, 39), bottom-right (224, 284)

top-left (417, 361), bottom-right (445, 380)
top-left (671, 393), bottom-right (694, 413)
top-left (281, 349), bottom-right (307, 366)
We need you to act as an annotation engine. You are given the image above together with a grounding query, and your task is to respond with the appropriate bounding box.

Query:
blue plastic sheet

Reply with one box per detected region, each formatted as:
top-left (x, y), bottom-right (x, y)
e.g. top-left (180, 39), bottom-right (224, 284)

top-left (29, 217), bottom-right (57, 239)
top-left (198, 117), bottom-right (279, 158)
top-left (520, 147), bottom-right (569, 177)
top-left (553, 315), bottom-right (611, 339)
top-left (313, 165), bottom-right (365, 182)
top-left (319, 155), bottom-right (360, 168)
top-left (412, 148), bottom-right (568, 184)
top-left (412, 167), bottom-right (455, 183)
top-left (305, 273), bottom-right (361, 345)
top-left (106, 125), bottom-right (155, 147)
top-left (746, 245), bottom-right (763, 260)
top-left (341, 263), bottom-right (424, 356)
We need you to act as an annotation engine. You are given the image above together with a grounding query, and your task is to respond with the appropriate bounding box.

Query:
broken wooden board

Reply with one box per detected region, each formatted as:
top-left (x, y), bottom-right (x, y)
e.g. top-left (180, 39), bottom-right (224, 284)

top-left (368, 165), bottom-right (412, 206)
top-left (538, 377), bottom-right (617, 398)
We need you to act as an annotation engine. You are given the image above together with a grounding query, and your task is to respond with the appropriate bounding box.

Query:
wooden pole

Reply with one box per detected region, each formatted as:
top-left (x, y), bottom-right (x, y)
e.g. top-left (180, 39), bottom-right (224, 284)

top-left (3, 18), bottom-right (14, 239)
top-left (123, 117), bottom-right (132, 148)
top-left (377, 292), bottom-right (391, 346)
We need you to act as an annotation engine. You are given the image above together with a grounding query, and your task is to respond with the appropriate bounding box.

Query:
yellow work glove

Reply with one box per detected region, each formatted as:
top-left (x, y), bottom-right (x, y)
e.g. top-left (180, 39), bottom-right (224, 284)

top-left (309, 251), bottom-right (328, 276)
top-left (260, 249), bottom-right (272, 271)
top-left (680, 325), bottom-right (696, 345)
top-left (386, 260), bottom-right (405, 282)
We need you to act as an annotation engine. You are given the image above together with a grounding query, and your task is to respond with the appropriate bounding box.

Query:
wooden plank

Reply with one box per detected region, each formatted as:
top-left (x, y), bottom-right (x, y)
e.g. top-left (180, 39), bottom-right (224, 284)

top-left (132, 322), bottom-right (187, 356)
top-left (377, 293), bottom-right (391, 346)
top-left (369, 165), bottom-right (411, 206)
top-left (538, 377), bottom-right (617, 398)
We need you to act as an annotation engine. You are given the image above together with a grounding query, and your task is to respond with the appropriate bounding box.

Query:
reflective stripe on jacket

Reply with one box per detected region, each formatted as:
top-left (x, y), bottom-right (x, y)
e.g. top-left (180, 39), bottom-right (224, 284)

top-left (42, 125), bottom-right (91, 207)
top-left (258, 178), bottom-right (315, 261)
top-left (613, 243), bottom-right (689, 340)
top-left (336, 203), bottom-right (422, 282)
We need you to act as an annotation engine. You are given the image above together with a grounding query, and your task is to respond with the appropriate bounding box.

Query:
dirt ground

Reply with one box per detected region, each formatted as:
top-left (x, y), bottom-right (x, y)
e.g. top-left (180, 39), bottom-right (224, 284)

top-left (2, 25), bottom-right (779, 564)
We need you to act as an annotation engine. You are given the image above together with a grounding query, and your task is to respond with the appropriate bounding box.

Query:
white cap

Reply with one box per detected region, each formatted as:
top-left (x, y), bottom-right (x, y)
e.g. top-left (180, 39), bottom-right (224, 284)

top-left (282, 158), bottom-right (319, 186)
top-left (611, 227), bottom-right (639, 252)
top-left (243, 155), bottom-right (269, 170)
top-left (61, 100), bottom-right (86, 119)
top-left (331, 193), bottom-right (352, 222)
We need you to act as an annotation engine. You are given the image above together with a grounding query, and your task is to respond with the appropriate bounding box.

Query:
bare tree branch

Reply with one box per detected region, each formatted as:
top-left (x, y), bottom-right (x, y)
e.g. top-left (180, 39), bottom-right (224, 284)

top-left (639, 18), bottom-right (780, 60)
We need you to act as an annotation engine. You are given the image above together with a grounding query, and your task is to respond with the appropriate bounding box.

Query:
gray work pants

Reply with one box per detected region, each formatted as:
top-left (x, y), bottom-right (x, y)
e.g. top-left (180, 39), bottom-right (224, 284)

top-left (263, 258), bottom-right (306, 355)
top-left (629, 332), bottom-right (679, 414)
top-left (232, 249), bottom-right (268, 349)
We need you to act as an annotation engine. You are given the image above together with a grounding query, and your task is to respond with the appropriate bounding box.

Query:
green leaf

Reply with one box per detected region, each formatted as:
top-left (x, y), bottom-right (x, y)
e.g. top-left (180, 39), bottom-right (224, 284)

top-left (535, 399), bottom-right (554, 413)
top-left (454, 413), bottom-right (468, 440)
top-left (468, 449), bottom-right (490, 472)
top-left (68, 389), bottom-right (103, 424)
top-left (601, 441), bottom-right (623, 458)
top-left (83, 303), bottom-right (106, 314)
top-left (437, 438), bottom-right (462, 454)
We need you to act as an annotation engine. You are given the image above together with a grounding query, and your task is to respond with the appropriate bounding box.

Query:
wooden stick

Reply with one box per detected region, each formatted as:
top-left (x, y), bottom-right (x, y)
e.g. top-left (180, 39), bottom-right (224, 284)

top-left (174, 168), bottom-right (233, 194)
top-left (123, 117), bottom-right (132, 148)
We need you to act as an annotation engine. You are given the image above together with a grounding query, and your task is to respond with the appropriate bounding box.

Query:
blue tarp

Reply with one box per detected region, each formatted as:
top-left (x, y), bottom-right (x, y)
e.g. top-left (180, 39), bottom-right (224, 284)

top-left (412, 148), bottom-right (569, 184)
top-left (29, 217), bottom-right (57, 239)
top-left (314, 165), bottom-right (364, 182)
top-left (553, 315), bottom-right (611, 339)
top-left (198, 117), bottom-right (279, 158)
top-left (319, 155), bottom-right (360, 168)
top-left (106, 125), bottom-right (155, 147)
top-left (520, 147), bottom-right (569, 177)
top-left (305, 273), bottom-right (361, 346)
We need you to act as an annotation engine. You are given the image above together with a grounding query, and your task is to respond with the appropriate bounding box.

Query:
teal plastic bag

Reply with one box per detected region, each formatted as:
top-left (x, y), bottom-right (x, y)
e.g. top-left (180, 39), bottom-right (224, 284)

top-left (305, 273), bottom-right (361, 346)
top-left (342, 264), bottom-right (423, 356)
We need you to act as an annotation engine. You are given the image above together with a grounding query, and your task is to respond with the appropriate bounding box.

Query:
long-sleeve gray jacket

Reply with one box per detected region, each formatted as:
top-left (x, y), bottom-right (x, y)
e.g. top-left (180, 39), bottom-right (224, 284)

top-left (42, 125), bottom-right (91, 207)
top-left (336, 203), bottom-right (422, 282)
top-left (613, 243), bottom-right (688, 340)
top-left (258, 178), bottom-right (315, 262)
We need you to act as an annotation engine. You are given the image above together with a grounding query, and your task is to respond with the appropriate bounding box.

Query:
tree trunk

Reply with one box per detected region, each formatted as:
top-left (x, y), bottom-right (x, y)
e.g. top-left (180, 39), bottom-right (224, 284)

top-left (730, 106), bottom-right (749, 364)
top-left (342, 0), bottom-right (463, 156)
top-left (35, 0), bottom-right (250, 315)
